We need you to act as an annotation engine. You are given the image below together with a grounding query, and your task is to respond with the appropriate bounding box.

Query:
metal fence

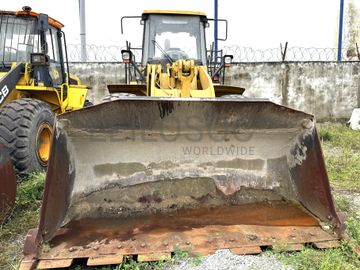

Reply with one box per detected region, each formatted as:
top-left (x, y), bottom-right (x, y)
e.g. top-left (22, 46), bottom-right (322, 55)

top-left (67, 44), bottom-right (360, 63)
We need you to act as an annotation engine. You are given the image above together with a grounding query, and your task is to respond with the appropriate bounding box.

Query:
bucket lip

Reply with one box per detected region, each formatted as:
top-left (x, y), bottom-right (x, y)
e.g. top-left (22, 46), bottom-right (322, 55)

top-left (104, 97), bottom-right (271, 102)
top-left (58, 97), bottom-right (314, 119)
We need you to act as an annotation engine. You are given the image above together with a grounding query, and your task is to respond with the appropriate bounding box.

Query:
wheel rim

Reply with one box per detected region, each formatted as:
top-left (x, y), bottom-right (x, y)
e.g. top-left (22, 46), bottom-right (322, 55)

top-left (36, 123), bottom-right (53, 166)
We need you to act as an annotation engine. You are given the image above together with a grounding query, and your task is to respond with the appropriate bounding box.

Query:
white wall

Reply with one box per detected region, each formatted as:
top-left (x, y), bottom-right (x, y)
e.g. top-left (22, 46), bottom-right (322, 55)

top-left (70, 61), bottom-right (360, 121)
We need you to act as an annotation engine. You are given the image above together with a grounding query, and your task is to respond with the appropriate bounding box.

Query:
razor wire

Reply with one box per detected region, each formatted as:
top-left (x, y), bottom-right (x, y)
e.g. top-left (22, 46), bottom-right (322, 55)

top-left (67, 44), bottom-right (360, 63)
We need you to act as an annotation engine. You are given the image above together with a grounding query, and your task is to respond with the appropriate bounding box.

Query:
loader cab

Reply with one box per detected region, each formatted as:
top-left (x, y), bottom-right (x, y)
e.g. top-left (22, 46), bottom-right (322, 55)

top-left (0, 8), bottom-right (68, 87)
top-left (0, 12), bottom-right (37, 67)
top-left (141, 11), bottom-right (208, 66)
top-left (121, 11), bottom-right (231, 86)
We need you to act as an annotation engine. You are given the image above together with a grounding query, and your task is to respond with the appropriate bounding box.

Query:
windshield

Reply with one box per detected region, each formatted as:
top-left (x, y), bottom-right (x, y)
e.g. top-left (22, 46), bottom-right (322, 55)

top-left (142, 14), bottom-right (207, 65)
top-left (0, 14), bottom-right (41, 64)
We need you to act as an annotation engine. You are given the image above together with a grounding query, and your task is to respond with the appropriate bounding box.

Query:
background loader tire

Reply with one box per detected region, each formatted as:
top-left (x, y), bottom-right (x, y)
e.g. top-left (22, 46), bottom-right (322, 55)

top-left (0, 98), bottom-right (55, 174)
top-left (100, 93), bottom-right (136, 103)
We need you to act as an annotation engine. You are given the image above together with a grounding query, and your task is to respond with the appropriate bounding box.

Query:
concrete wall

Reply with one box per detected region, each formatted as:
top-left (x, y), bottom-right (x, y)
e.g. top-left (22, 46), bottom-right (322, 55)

top-left (226, 62), bottom-right (360, 120)
top-left (70, 63), bottom-right (125, 102)
top-left (70, 62), bottom-right (360, 121)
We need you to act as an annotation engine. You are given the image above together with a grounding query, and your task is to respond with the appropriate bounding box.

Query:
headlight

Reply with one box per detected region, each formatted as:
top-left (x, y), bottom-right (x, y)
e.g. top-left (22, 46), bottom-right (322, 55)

top-left (224, 55), bottom-right (233, 67)
top-left (121, 50), bottom-right (132, 63)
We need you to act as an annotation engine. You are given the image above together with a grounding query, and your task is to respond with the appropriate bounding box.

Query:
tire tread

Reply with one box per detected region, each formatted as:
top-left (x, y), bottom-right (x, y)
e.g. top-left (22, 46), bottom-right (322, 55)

top-left (0, 98), bottom-right (54, 173)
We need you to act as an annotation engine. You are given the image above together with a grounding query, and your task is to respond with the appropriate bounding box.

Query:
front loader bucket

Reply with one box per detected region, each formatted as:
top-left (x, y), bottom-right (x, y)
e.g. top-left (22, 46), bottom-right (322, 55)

top-left (22, 98), bottom-right (343, 269)
top-left (0, 143), bottom-right (16, 218)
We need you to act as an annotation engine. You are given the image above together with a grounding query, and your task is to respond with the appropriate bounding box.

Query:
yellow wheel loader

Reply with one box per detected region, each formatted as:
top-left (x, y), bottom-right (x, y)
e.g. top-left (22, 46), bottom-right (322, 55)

top-left (21, 11), bottom-right (343, 269)
top-left (0, 7), bottom-right (89, 174)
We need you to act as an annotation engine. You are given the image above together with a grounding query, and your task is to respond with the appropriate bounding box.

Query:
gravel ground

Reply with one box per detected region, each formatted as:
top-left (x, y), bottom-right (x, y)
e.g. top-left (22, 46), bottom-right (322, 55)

top-left (167, 249), bottom-right (293, 270)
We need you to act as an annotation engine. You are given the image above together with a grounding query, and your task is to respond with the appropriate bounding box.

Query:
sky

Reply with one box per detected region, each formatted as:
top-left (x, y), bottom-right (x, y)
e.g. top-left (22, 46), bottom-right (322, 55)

top-left (2, 0), bottom-right (341, 49)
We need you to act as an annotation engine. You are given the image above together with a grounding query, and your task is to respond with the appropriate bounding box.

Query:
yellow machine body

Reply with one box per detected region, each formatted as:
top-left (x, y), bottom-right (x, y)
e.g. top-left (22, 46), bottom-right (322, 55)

top-left (0, 66), bottom-right (88, 114)
top-left (0, 8), bottom-right (89, 174)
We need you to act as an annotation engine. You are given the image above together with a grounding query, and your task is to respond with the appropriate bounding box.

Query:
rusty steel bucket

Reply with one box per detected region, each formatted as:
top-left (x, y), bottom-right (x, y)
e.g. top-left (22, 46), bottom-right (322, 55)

top-left (21, 97), bottom-right (343, 269)
top-left (0, 143), bottom-right (16, 218)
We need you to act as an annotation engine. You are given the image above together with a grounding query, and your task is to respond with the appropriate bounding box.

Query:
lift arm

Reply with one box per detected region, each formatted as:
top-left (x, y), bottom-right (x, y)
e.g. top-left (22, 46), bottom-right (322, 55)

top-left (0, 63), bottom-right (24, 107)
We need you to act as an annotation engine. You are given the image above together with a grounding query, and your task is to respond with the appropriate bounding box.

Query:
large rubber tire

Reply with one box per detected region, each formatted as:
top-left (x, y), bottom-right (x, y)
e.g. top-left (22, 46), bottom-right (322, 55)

top-left (0, 98), bottom-right (55, 174)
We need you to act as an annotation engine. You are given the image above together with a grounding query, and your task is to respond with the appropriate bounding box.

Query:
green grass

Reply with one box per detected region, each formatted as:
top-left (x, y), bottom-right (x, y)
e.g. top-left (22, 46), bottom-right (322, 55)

top-left (319, 124), bottom-right (360, 150)
top-left (278, 243), bottom-right (360, 270)
top-left (277, 195), bottom-right (360, 270)
top-left (0, 172), bottom-right (45, 269)
top-left (319, 124), bottom-right (360, 191)
top-left (277, 196), bottom-right (360, 270)
top-left (71, 259), bottom-right (166, 270)
top-left (334, 195), bottom-right (352, 213)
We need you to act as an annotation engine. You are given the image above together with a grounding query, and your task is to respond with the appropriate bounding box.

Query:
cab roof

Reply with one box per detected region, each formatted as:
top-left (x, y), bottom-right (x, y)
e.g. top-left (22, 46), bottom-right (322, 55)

top-left (142, 10), bottom-right (207, 17)
top-left (0, 10), bottom-right (64, 29)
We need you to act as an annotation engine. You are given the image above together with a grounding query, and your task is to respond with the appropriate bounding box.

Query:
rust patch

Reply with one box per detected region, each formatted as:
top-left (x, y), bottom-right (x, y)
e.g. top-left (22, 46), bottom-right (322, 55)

top-left (0, 144), bottom-right (16, 217)
top-left (19, 256), bottom-right (37, 270)
top-left (87, 255), bottom-right (123, 266)
top-left (52, 201), bottom-right (320, 247)
top-left (32, 201), bottom-right (341, 265)
top-left (138, 252), bottom-right (171, 262)
top-left (29, 202), bottom-right (341, 267)
top-left (230, 246), bottom-right (262, 255)
top-left (23, 229), bottom-right (38, 256)
top-left (138, 194), bottom-right (162, 204)
top-left (37, 259), bottom-right (73, 269)
top-left (190, 193), bottom-right (215, 203)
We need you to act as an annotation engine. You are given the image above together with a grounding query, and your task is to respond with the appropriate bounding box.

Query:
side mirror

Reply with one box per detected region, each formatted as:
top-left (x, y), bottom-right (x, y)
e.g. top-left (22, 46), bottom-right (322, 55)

top-left (223, 55), bottom-right (233, 67)
top-left (121, 50), bottom-right (132, 63)
top-left (207, 19), bottom-right (228, 41)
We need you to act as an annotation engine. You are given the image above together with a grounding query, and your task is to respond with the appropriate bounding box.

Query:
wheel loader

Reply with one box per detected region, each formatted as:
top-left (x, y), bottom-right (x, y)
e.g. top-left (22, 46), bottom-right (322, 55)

top-left (21, 10), bottom-right (344, 269)
top-left (0, 7), bottom-right (89, 175)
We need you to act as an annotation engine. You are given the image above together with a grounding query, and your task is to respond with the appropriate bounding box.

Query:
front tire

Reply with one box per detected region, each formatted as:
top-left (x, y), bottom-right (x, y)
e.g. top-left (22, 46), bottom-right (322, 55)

top-left (0, 98), bottom-right (55, 174)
